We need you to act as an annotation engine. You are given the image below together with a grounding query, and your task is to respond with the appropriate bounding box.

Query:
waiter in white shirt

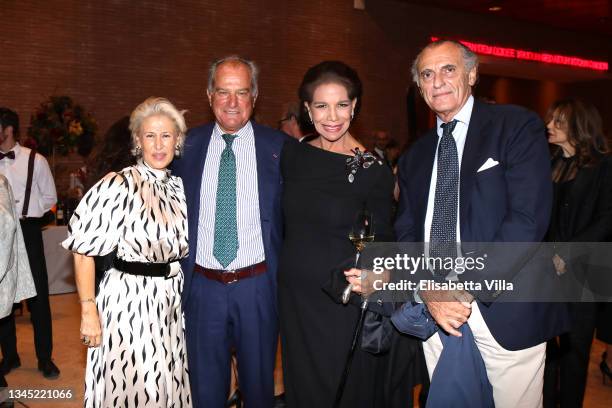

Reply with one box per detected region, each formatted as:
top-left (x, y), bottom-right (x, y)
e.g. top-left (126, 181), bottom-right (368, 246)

top-left (0, 107), bottom-right (60, 379)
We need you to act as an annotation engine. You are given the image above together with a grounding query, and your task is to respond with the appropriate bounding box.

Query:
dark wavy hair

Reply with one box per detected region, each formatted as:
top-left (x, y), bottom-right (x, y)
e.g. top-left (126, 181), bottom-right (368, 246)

top-left (298, 60), bottom-right (363, 119)
top-left (87, 116), bottom-right (135, 190)
top-left (0, 108), bottom-right (20, 139)
top-left (547, 99), bottom-right (608, 168)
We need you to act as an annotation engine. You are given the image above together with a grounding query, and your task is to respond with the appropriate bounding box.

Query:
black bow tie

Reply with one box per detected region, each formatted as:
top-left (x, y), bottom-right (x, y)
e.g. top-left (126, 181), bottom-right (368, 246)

top-left (0, 151), bottom-right (15, 160)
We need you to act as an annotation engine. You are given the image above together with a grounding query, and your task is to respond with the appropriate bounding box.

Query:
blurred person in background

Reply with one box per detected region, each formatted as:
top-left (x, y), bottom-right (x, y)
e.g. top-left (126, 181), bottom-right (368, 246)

top-left (85, 116), bottom-right (135, 190)
top-left (0, 174), bottom-right (36, 404)
top-left (372, 129), bottom-right (390, 163)
top-left (278, 103), bottom-right (306, 140)
top-left (543, 98), bottom-right (612, 407)
top-left (0, 107), bottom-right (59, 379)
top-left (384, 139), bottom-right (402, 168)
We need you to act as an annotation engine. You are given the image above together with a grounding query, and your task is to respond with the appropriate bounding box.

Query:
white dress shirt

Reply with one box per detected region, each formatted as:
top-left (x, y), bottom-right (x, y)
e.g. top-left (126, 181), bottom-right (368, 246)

top-left (0, 143), bottom-right (57, 218)
top-left (196, 121), bottom-right (265, 270)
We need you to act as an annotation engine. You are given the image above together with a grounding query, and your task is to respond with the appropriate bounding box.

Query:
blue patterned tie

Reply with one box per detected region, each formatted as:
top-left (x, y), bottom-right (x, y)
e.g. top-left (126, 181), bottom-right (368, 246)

top-left (213, 134), bottom-right (238, 268)
top-left (430, 120), bottom-right (459, 276)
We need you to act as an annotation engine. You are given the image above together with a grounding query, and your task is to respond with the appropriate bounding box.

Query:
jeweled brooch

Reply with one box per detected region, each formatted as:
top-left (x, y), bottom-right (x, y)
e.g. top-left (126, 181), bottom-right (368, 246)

top-left (345, 148), bottom-right (383, 183)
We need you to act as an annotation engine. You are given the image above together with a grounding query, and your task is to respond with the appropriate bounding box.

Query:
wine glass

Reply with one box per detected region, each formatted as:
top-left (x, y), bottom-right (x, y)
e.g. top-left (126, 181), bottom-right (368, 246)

top-left (342, 210), bottom-right (375, 304)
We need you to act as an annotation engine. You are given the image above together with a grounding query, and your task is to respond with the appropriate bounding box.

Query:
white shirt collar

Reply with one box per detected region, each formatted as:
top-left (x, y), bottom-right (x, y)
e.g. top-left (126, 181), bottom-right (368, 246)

top-left (213, 121), bottom-right (253, 140)
top-left (436, 95), bottom-right (474, 133)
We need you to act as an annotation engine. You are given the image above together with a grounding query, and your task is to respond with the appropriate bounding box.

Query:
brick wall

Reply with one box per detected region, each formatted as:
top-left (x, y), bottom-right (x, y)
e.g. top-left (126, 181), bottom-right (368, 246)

top-left (1, 0), bottom-right (610, 193)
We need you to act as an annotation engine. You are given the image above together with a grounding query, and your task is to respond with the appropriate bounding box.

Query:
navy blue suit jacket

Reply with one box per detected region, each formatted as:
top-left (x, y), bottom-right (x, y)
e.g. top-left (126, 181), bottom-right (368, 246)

top-left (172, 121), bottom-right (287, 307)
top-left (395, 100), bottom-right (569, 350)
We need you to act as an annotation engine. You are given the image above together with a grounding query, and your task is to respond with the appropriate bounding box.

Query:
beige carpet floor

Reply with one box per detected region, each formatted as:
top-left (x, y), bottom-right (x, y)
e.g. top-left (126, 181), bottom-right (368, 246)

top-left (3, 293), bottom-right (612, 407)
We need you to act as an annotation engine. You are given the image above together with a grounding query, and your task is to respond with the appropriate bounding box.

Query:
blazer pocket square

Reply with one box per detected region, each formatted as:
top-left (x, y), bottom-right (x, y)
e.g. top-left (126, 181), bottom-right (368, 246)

top-left (477, 158), bottom-right (499, 173)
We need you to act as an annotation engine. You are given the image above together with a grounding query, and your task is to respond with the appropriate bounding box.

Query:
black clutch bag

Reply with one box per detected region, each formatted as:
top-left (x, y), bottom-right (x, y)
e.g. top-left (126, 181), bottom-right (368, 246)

top-left (322, 258), bottom-right (395, 354)
top-left (361, 309), bottom-right (394, 354)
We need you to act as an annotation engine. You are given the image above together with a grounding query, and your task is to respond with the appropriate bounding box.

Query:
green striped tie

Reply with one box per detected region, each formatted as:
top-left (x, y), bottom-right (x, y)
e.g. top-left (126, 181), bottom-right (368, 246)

top-left (213, 134), bottom-right (238, 268)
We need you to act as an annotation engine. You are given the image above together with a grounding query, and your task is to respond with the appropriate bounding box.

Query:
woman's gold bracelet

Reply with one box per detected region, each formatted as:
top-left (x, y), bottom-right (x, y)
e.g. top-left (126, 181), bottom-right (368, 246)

top-left (79, 298), bottom-right (95, 304)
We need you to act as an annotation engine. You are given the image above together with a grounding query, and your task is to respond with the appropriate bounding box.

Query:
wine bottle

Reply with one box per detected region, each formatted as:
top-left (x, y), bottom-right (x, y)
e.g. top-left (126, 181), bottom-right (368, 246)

top-left (56, 201), bottom-right (64, 226)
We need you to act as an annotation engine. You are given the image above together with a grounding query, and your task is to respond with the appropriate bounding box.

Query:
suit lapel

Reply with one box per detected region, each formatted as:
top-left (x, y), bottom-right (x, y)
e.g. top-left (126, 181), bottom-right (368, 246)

top-left (253, 123), bottom-right (277, 250)
top-left (188, 125), bottom-right (213, 251)
top-left (417, 131), bottom-right (438, 231)
top-left (459, 101), bottom-right (492, 239)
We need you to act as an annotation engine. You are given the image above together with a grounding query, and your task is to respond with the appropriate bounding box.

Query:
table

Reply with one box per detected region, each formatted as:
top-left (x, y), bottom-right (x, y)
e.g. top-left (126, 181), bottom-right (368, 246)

top-left (42, 226), bottom-right (76, 294)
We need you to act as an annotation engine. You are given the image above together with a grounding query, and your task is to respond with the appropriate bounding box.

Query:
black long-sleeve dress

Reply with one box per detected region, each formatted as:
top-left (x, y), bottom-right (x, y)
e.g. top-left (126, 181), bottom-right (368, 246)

top-left (278, 141), bottom-right (417, 407)
top-left (543, 153), bottom-right (612, 407)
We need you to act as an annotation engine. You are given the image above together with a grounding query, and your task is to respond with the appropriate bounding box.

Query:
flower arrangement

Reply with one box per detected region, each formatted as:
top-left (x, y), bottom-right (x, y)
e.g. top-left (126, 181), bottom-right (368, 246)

top-left (25, 95), bottom-right (97, 156)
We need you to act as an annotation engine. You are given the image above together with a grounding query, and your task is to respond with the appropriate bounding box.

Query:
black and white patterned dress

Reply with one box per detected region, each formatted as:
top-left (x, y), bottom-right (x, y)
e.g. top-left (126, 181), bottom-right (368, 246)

top-left (62, 161), bottom-right (191, 408)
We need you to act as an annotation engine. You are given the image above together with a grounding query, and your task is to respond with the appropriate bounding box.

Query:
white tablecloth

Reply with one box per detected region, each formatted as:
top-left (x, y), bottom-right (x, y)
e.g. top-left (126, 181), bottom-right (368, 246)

top-left (42, 226), bottom-right (76, 295)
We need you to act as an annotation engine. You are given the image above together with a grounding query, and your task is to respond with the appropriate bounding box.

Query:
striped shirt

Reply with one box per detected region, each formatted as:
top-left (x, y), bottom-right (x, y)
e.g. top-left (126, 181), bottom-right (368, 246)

top-left (196, 121), bottom-right (265, 270)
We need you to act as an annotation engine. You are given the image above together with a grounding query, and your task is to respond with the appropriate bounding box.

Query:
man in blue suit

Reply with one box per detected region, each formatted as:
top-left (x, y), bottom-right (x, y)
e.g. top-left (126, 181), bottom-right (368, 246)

top-left (172, 56), bottom-right (287, 407)
top-left (395, 40), bottom-right (568, 406)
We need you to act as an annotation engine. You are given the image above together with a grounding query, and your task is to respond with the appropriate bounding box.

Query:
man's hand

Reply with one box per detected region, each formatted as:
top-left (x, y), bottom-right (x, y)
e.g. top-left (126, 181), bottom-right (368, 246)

top-left (552, 254), bottom-right (566, 276)
top-left (419, 289), bottom-right (473, 337)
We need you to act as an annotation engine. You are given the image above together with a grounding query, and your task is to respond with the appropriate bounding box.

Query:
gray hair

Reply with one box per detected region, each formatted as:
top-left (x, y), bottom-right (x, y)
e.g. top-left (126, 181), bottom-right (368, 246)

top-left (411, 40), bottom-right (479, 86)
top-left (129, 97), bottom-right (188, 157)
top-left (207, 55), bottom-right (259, 97)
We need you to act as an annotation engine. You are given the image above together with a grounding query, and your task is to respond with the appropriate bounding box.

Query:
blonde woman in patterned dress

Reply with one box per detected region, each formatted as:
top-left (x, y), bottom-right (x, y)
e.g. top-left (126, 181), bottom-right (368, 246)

top-left (62, 97), bottom-right (191, 407)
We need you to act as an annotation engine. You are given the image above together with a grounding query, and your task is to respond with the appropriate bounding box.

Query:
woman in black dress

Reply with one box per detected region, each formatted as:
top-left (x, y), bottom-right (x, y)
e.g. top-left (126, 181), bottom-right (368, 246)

top-left (279, 61), bottom-right (416, 407)
top-left (542, 99), bottom-right (612, 407)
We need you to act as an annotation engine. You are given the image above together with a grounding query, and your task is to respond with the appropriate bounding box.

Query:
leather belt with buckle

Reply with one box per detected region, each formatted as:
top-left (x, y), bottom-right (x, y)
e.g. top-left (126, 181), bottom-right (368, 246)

top-left (194, 261), bottom-right (266, 284)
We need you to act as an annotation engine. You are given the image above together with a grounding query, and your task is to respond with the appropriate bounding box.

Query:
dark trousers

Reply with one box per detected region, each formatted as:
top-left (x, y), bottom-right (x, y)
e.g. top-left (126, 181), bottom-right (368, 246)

top-left (0, 219), bottom-right (53, 363)
top-left (596, 301), bottom-right (612, 343)
top-left (185, 271), bottom-right (277, 408)
top-left (543, 302), bottom-right (597, 408)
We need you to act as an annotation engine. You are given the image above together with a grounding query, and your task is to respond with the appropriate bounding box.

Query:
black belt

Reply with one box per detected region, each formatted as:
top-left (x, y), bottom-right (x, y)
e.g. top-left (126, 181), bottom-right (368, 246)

top-left (113, 257), bottom-right (171, 277)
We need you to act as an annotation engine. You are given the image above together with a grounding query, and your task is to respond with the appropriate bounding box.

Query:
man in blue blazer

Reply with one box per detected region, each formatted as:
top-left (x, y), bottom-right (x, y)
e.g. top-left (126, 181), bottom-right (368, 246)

top-left (395, 40), bottom-right (568, 406)
top-left (172, 56), bottom-right (287, 407)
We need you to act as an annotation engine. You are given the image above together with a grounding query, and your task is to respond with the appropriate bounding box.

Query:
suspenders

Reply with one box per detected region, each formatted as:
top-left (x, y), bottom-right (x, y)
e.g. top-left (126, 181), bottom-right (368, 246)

top-left (21, 149), bottom-right (36, 218)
